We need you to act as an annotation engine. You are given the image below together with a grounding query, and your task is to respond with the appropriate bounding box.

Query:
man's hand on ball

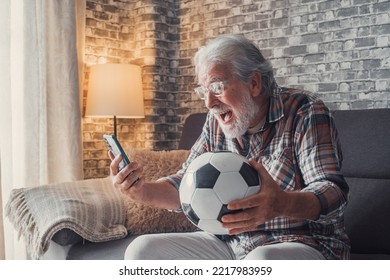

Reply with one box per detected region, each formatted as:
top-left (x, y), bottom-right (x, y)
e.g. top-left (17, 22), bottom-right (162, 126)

top-left (221, 159), bottom-right (288, 235)
top-left (108, 151), bottom-right (146, 202)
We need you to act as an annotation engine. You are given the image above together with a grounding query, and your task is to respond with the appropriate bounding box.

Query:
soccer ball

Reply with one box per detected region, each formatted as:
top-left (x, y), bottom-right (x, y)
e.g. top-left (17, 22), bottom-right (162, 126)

top-left (179, 151), bottom-right (261, 235)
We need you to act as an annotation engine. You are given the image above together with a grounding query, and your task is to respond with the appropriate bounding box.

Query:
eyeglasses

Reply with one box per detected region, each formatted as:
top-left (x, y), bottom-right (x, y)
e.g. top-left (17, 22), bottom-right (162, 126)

top-left (194, 81), bottom-right (226, 100)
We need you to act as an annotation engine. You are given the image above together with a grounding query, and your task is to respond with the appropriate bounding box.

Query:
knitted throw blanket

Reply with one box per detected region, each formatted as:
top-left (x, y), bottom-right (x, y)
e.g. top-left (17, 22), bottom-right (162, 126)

top-left (5, 177), bottom-right (127, 259)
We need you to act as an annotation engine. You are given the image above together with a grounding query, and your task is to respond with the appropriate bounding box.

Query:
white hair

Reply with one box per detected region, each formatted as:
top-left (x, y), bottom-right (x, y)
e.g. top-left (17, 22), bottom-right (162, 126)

top-left (194, 34), bottom-right (275, 96)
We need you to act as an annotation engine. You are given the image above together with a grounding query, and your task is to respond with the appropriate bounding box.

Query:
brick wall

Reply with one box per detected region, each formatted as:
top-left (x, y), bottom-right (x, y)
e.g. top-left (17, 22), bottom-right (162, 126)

top-left (83, 0), bottom-right (390, 179)
top-left (83, 0), bottom-right (180, 178)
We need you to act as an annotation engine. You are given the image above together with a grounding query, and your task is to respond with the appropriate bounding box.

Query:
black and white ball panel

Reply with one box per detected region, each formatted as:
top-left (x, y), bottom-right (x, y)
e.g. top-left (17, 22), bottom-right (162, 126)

top-left (194, 163), bottom-right (220, 189)
top-left (179, 152), bottom-right (261, 235)
top-left (239, 162), bottom-right (260, 186)
top-left (182, 203), bottom-right (199, 225)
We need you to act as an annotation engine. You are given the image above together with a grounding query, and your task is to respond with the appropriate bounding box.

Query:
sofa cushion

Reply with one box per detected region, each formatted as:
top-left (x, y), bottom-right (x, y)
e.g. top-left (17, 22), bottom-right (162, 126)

top-left (122, 148), bottom-right (197, 234)
top-left (67, 235), bottom-right (139, 260)
top-left (344, 177), bottom-right (390, 255)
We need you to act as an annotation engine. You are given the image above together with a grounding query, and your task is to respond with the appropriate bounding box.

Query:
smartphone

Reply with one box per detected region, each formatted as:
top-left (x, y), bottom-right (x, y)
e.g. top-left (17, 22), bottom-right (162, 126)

top-left (103, 134), bottom-right (130, 171)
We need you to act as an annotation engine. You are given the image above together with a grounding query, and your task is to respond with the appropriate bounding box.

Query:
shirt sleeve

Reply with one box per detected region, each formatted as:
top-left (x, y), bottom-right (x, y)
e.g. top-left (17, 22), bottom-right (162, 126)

top-left (294, 100), bottom-right (349, 217)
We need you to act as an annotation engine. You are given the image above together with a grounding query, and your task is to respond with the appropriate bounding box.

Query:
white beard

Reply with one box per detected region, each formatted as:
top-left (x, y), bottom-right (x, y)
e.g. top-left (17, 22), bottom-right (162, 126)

top-left (211, 92), bottom-right (259, 139)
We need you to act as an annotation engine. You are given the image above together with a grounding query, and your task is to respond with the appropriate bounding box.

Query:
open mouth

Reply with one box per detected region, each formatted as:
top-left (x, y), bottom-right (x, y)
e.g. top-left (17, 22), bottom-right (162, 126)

top-left (218, 110), bottom-right (233, 124)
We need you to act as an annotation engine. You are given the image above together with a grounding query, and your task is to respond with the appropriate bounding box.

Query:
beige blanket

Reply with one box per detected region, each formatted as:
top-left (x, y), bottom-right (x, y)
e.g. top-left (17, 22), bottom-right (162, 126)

top-left (5, 177), bottom-right (127, 259)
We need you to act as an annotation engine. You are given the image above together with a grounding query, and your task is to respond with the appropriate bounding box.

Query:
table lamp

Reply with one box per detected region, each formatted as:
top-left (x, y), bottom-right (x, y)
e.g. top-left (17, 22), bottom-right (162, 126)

top-left (85, 64), bottom-right (145, 137)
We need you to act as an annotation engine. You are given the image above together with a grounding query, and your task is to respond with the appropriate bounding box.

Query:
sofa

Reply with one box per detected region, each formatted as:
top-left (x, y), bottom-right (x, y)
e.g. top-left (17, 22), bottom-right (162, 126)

top-left (6, 109), bottom-right (390, 260)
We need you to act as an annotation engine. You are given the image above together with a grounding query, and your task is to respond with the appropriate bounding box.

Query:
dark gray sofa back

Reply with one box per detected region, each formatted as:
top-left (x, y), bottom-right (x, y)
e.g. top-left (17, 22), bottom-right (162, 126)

top-left (333, 109), bottom-right (390, 179)
top-left (333, 109), bottom-right (390, 259)
top-left (178, 113), bottom-right (207, 150)
top-left (179, 109), bottom-right (390, 259)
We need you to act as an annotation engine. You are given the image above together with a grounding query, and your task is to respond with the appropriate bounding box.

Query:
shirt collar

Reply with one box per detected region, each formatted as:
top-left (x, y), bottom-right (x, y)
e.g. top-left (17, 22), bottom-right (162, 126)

top-left (243, 82), bottom-right (284, 135)
top-left (267, 82), bottom-right (285, 124)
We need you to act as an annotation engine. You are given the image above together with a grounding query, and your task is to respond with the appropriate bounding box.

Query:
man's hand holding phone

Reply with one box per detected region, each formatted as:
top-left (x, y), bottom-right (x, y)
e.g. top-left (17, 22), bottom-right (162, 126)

top-left (104, 134), bottom-right (182, 210)
top-left (104, 134), bottom-right (145, 202)
top-left (108, 151), bottom-right (143, 187)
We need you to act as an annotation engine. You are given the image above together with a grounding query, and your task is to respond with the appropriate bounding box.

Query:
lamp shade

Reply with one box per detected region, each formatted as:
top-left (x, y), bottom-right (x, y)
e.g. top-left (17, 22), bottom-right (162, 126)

top-left (86, 64), bottom-right (144, 118)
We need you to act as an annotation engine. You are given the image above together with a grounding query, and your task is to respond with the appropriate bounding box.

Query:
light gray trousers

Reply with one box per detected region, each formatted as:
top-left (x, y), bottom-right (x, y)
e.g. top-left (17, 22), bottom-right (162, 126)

top-left (124, 232), bottom-right (325, 260)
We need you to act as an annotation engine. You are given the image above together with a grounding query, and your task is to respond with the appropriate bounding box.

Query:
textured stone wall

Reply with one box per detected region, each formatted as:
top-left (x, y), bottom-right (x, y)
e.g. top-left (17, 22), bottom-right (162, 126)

top-left (83, 0), bottom-right (390, 179)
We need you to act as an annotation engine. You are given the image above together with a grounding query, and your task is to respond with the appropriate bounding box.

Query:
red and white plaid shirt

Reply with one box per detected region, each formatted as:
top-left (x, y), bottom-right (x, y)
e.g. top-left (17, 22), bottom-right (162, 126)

top-left (164, 84), bottom-right (350, 259)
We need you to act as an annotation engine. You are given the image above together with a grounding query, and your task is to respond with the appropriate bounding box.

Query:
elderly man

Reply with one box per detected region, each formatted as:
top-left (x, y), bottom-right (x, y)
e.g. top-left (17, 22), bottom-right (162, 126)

top-left (109, 34), bottom-right (350, 260)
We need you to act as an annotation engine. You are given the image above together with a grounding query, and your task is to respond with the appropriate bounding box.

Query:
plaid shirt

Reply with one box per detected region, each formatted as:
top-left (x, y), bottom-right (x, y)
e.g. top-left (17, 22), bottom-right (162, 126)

top-left (164, 85), bottom-right (350, 260)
